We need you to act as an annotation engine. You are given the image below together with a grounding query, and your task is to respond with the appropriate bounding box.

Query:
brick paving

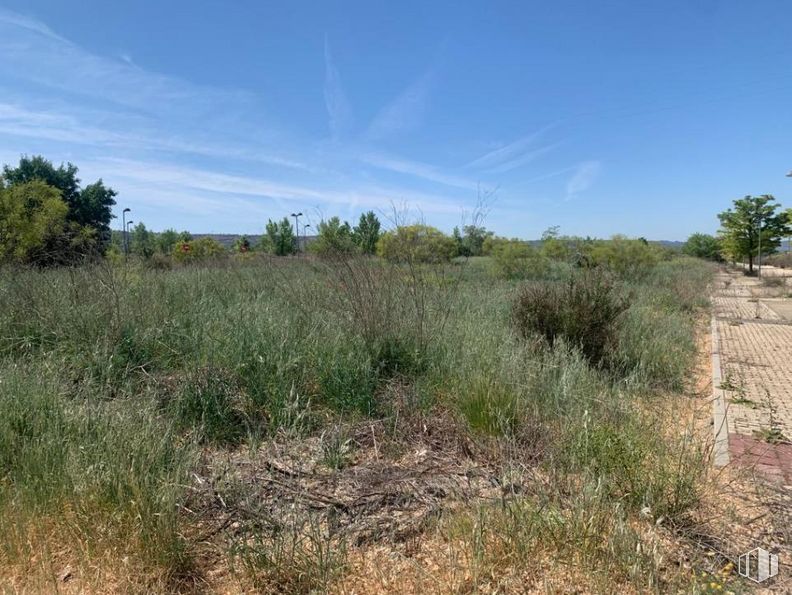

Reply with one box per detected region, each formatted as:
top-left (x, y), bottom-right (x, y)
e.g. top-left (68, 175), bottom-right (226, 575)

top-left (712, 296), bottom-right (780, 321)
top-left (713, 270), bottom-right (792, 484)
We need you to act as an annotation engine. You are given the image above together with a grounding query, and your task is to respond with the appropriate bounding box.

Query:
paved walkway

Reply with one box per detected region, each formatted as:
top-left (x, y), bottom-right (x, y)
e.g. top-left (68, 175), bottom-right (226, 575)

top-left (712, 269), bottom-right (792, 484)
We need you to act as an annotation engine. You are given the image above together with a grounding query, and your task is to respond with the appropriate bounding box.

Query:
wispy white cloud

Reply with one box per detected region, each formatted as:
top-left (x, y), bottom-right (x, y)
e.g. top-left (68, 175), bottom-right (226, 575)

top-left (0, 100), bottom-right (320, 174)
top-left (466, 124), bottom-right (559, 173)
top-left (0, 8), bottom-right (520, 233)
top-left (0, 102), bottom-right (136, 145)
top-left (0, 9), bottom-right (68, 43)
top-left (323, 36), bottom-right (353, 140)
top-left (566, 160), bottom-right (601, 198)
top-left (483, 142), bottom-right (562, 175)
top-left (0, 8), bottom-right (255, 118)
top-left (89, 157), bottom-right (463, 216)
top-left (359, 152), bottom-right (478, 190)
top-left (365, 70), bottom-right (433, 141)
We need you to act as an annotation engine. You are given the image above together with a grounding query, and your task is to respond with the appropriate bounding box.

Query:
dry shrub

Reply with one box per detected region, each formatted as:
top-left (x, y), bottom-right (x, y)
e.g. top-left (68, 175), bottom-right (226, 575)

top-left (512, 268), bottom-right (629, 367)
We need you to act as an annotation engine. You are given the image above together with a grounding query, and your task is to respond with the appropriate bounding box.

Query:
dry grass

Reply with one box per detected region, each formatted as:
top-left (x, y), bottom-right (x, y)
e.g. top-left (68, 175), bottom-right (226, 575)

top-left (2, 255), bottom-right (752, 593)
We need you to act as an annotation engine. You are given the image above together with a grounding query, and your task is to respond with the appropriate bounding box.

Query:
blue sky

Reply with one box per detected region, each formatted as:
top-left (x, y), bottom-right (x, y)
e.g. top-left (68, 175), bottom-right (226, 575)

top-left (0, 1), bottom-right (791, 239)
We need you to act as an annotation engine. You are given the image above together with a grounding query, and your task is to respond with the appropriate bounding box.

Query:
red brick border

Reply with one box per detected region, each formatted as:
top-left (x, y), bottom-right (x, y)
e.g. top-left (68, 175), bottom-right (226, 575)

top-left (729, 433), bottom-right (792, 484)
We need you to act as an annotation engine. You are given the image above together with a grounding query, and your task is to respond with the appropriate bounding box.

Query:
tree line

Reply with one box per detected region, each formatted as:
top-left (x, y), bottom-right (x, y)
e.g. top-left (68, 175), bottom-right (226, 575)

top-left (683, 194), bottom-right (792, 272)
top-left (6, 153), bottom-right (769, 271)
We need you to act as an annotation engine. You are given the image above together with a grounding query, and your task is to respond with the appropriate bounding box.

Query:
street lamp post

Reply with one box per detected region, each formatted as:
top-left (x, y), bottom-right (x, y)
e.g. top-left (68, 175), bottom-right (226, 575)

top-left (122, 208), bottom-right (131, 255)
top-left (303, 224), bottom-right (311, 252)
top-left (757, 213), bottom-right (762, 278)
top-left (126, 220), bottom-right (134, 254)
top-left (290, 212), bottom-right (302, 253)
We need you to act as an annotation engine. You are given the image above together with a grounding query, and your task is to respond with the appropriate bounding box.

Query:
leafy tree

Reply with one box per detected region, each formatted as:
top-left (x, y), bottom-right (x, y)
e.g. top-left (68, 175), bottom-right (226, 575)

top-left (74, 180), bottom-right (116, 239)
top-left (310, 216), bottom-right (355, 256)
top-left (682, 233), bottom-right (721, 261)
top-left (783, 208), bottom-right (792, 255)
top-left (0, 180), bottom-right (68, 264)
top-left (376, 225), bottom-right (456, 264)
top-left (717, 195), bottom-right (791, 273)
top-left (2, 156), bottom-right (80, 204)
top-left (461, 225), bottom-right (493, 257)
top-left (540, 226), bottom-right (570, 261)
top-left (156, 228), bottom-right (180, 254)
top-left (453, 225), bottom-right (492, 257)
top-left (452, 226), bottom-right (465, 256)
top-left (352, 211), bottom-right (381, 255)
top-left (261, 218), bottom-right (296, 256)
top-left (2, 156), bottom-right (116, 252)
top-left (130, 222), bottom-right (155, 259)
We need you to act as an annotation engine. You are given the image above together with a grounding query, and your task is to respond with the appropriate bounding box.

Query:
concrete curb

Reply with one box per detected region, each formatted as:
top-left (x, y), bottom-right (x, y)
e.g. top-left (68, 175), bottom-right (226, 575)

top-left (711, 315), bottom-right (730, 467)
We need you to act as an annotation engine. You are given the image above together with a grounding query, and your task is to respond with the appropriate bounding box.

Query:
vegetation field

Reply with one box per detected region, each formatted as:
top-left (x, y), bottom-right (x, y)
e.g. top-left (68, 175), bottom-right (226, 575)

top-left (0, 248), bottom-right (730, 593)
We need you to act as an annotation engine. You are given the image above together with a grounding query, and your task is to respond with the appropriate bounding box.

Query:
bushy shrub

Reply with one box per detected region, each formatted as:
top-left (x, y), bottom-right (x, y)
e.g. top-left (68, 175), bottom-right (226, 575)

top-left (512, 269), bottom-right (629, 367)
top-left (487, 238), bottom-right (549, 280)
top-left (0, 181), bottom-right (68, 265)
top-left (586, 235), bottom-right (666, 279)
top-left (172, 236), bottom-right (226, 262)
top-left (376, 224), bottom-right (455, 264)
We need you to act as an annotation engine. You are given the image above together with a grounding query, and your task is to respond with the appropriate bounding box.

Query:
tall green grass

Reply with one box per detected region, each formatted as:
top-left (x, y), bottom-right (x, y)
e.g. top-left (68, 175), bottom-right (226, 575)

top-left (0, 254), bottom-right (715, 589)
top-left (0, 362), bottom-right (195, 585)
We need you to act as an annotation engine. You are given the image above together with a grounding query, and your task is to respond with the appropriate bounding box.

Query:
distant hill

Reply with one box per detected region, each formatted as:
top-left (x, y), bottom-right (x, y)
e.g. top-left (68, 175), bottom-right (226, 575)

top-left (192, 234), bottom-right (318, 249)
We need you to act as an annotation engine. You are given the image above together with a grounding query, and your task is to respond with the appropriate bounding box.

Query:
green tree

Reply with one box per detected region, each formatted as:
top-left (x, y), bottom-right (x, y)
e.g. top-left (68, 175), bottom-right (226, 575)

top-left (461, 225), bottom-right (493, 257)
top-left (717, 195), bottom-right (791, 273)
top-left (452, 226), bottom-right (465, 256)
top-left (156, 228), bottom-right (180, 254)
top-left (262, 218), bottom-right (296, 256)
top-left (352, 211), bottom-right (381, 255)
top-left (540, 226), bottom-right (570, 261)
top-left (130, 222), bottom-right (155, 259)
top-left (682, 233), bottom-right (721, 261)
top-left (784, 208), bottom-right (792, 254)
top-left (2, 156), bottom-right (116, 252)
top-left (0, 180), bottom-right (68, 264)
top-left (376, 225), bottom-right (456, 264)
top-left (310, 216), bottom-right (355, 256)
top-left (453, 225), bottom-right (493, 257)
